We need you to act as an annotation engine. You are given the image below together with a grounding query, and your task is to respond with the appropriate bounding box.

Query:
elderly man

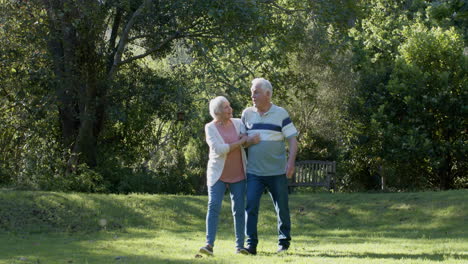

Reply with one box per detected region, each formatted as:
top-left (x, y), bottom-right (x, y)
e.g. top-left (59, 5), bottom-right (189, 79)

top-left (242, 78), bottom-right (298, 254)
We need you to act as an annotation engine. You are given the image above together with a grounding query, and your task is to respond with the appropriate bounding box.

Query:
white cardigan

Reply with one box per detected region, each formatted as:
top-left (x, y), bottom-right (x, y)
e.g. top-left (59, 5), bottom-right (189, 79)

top-left (205, 118), bottom-right (247, 187)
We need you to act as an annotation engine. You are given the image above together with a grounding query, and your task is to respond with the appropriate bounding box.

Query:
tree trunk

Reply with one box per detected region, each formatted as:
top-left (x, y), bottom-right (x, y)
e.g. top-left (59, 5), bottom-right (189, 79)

top-left (439, 154), bottom-right (454, 190)
top-left (45, 0), bottom-right (103, 171)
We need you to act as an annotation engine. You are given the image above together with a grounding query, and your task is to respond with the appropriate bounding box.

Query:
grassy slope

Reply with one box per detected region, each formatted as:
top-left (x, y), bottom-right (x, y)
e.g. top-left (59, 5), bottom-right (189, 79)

top-left (0, 190), bottom-right (467, 264)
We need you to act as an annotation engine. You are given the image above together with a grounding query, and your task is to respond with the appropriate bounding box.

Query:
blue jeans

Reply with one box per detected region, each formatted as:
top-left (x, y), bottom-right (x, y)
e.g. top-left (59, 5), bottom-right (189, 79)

top-left (246, 173), bottom-right (291, 248)
top-left (206, 179), bottom-right (246, 248)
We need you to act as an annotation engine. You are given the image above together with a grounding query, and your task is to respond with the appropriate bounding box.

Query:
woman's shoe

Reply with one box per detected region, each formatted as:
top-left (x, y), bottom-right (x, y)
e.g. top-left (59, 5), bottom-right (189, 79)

top-left (236, 247), bottom-right (250, 255)
top-left (199, 244), bottom-right (214, 256)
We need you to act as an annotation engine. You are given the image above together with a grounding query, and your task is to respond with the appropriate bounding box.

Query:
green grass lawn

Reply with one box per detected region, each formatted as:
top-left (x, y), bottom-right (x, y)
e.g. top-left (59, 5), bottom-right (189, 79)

top-left (0, 189), bottom-right (467, 264)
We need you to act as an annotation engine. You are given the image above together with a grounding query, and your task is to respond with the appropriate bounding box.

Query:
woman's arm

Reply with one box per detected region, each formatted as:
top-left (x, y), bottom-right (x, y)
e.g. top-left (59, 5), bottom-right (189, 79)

top-left (242, 134), bottom-right (260, 148)
top-left (229, 134), bottom-right (247, 151)
top-left (206, 123), bottom-right (248, 155)
top-left (205, 124), bottom-right (230, 156)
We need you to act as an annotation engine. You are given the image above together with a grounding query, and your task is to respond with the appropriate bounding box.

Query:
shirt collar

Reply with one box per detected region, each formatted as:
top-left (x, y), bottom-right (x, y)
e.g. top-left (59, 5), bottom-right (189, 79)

top-left (254, 103), bottom-right (275, 115)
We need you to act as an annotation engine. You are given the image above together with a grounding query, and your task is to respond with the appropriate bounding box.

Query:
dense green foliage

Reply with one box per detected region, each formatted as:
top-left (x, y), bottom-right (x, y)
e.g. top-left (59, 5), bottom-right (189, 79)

top-left (340, 0), bottom-right (467, 190)
top-left (0, 0), bottom-right (466, 193)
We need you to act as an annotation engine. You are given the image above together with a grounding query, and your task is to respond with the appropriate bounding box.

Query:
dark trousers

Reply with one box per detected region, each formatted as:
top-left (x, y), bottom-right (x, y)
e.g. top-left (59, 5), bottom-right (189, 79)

top-left (245, 173), bottom-right (291, 248)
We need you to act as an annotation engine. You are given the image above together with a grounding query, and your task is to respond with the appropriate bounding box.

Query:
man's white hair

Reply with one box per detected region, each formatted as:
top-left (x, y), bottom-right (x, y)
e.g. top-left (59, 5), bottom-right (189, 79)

top-left (209, 96), bottom-right (229, 119)
top-left (251, 78), bottom-right (273, 97)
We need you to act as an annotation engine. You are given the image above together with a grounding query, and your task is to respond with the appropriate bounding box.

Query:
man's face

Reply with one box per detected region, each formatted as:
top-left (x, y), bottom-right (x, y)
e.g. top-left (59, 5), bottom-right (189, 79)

top-left (251, 84), bottom-right (270, 108)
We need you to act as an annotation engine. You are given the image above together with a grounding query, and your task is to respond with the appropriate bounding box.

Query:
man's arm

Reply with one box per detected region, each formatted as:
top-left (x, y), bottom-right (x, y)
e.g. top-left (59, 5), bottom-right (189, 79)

top-left (285, 136), bottom-right (298, 178)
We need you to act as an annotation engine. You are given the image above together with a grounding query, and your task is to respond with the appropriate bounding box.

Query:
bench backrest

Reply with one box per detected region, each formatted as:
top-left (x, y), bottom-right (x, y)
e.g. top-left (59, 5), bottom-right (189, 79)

top-left (293, 160), bottom-right (336, 186)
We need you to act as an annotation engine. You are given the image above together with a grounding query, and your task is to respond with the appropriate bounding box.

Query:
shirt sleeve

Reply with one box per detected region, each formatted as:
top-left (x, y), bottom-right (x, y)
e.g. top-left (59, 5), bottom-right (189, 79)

top-left (239, 120), bottom-right (246, 134)
top-left (281, 115), bottom-right (298, 139)
top-left (241, 109), bottom-right (246, 127)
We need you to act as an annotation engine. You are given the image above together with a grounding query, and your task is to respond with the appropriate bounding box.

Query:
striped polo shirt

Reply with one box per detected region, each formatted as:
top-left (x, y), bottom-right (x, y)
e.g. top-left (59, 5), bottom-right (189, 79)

top-left (241, 104), bottom-right (298, 176)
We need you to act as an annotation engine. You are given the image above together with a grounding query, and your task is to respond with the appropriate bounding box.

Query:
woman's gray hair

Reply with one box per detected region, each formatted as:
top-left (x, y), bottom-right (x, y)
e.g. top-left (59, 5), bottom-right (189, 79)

top-left (251, 78), bottom-right (273, 97)
top-left (209, 96), bottom-right (229, 119)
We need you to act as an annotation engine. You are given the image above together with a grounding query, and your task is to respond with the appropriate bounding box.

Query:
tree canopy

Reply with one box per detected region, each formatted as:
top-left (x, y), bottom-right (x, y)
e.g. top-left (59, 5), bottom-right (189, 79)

top-left (1, 0), bottom-right (466, 192)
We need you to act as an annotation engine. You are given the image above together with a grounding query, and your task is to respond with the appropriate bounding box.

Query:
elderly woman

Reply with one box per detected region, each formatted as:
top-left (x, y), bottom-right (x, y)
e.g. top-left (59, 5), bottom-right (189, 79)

top-left (199, 96), bottom-right (249, 255)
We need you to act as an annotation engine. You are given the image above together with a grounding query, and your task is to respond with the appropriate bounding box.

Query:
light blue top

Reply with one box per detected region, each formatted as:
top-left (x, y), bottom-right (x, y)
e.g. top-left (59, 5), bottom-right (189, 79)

top-left (241, 104), bottom-right (298, 176)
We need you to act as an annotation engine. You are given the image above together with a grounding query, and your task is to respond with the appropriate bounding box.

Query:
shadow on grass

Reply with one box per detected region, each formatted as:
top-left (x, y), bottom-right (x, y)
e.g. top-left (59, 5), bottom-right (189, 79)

top-left (288, 190), bottom-right (468, 240)
top-left (0, 191), bottom-right (209, 234)
top-left (1, 190), bottom-right (467, 263)
top-left (0, 243), bottom-right (202, 264)
top-left (291, 251), bottom-right (468, 261)
top-left (0, 231), bottom-right (208, 264)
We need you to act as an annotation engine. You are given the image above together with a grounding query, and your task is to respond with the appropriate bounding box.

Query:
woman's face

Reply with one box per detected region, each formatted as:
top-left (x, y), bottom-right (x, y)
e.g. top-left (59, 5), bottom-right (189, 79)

top-left (218, 101), bottom-right (233, 120)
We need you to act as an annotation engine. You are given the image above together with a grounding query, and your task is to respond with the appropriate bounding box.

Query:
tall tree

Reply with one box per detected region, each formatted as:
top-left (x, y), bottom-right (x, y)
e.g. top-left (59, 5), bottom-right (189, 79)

top-left (30, 0), bottom-right (282, 171)
top-left (343, 0), bottom-right (467, 190)
top-left (379, 24), bottom-right (467, 189)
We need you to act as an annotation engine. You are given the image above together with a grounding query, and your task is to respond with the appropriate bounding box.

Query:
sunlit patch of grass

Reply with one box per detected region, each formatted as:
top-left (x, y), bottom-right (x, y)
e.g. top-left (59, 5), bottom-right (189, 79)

top-left (0, 190), bottom-right (467, 263)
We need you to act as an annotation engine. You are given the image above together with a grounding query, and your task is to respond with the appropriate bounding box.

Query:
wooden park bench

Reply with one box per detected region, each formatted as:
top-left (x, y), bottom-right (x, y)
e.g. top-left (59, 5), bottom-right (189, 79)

top-left (288, 160), bottom-right (336, 193)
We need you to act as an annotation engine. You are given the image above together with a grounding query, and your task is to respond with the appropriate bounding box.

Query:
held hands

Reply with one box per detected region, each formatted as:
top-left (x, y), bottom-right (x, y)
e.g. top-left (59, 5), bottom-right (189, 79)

top-left (240, 134), bottom-right (248, 144)
top-left (247, 134), bottom-right (260, 145)
top-left (239, 133), bottom-right (259, 148)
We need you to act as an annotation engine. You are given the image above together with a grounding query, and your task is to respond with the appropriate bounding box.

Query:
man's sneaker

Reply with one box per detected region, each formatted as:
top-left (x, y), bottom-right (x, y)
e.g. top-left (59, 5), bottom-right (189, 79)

top-left (236, 247), bottom-right (250, 255)
top-left (277, 245), bottom-right (289, 253)
top-left (246, 246), bottom-right (257, 255)
top-left (199, 244), bottom-right (213, 256)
